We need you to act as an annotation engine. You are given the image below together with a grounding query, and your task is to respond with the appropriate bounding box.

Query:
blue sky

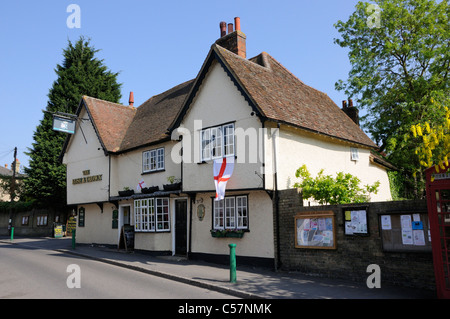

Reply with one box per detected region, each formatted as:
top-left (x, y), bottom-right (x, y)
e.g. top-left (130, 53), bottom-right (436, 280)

top-left (0, 0), bottom-right (363, 170)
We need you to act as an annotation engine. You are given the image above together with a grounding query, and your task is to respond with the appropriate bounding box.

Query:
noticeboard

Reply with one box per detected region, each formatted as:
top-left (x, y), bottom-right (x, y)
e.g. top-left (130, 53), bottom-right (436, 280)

top-left (295, 211), bottom-right (336, 249)
top-left (380, 212), bottom-right (431, 252)
top-left (343, 207), bottom-right (369, 236)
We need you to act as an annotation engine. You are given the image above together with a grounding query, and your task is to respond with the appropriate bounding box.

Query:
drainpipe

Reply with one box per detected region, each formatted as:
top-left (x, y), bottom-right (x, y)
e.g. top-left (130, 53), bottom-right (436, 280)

top-left (188, 193), bottom-right (194, 259)
top-left (272, 122), bottom-right (281, 270)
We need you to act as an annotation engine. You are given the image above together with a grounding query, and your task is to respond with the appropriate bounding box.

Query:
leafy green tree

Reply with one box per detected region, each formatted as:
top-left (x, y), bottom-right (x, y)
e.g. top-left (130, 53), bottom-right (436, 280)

top-left (23, 37), bottom-right (121, 207)
top-left (334, 0), bottom-right (449, 198)
top-left (293, 165), bottom-right (380, 205)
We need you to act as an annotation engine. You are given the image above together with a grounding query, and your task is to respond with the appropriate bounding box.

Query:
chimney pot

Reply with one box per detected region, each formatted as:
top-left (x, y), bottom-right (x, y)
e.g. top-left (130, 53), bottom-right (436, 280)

top-left (234, 17), bottom-right (241, 31)
top-left (348, 99), bottom-right (353, 107)
top-left (4, 164), bottom-right (7, 168)
top-left (228, 23), bottom-right (234, 34)
top-left (129, 91), bottom-right (134, 107)
top-left (342, 100), bottom-right (347, 108)
top-left (215, 18), bottom-right (246, 59)
top-left (220, 21), bottom-right (227, 37)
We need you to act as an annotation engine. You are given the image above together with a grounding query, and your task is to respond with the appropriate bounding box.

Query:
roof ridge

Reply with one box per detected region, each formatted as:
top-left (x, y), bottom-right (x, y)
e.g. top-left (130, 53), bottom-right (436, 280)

top-left (83, 95), bottom-right (132, 109)
top-left (215, 44), bottom-right (272, 72)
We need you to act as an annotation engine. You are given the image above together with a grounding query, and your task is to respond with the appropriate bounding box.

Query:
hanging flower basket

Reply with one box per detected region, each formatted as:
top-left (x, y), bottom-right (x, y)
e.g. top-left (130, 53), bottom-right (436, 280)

top-left (210, 229), bottom-right (245, 238)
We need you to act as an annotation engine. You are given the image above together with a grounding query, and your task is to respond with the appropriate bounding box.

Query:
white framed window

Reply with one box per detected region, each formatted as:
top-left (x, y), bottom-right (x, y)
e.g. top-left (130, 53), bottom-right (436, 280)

top-left (201, 128), bottom-right (211, 161)
top-left (236, 196), bottom-right (248, 229)
top-left (201, 123), bottom-right (234, 161)
top-left (156, 198), bottom-right (170, 231)
top-left (213, 199), bottom-right (224, 229)
top-left (211, 126), bottom-right (223, 159)
top-left (143, 148), bottom-right (165, 172)
top-left (213, 195), bottom-right (248, 230)
top-left (224, 197), bottom-right (236, 228)
top-left (350, 147), bottom-right (359, 161)
top-left (223, 124), bottom-right (235, 156)
top-left (37, 215), bottom-right (48, 226)
top-left (134, 198), bottom-right (168, 232)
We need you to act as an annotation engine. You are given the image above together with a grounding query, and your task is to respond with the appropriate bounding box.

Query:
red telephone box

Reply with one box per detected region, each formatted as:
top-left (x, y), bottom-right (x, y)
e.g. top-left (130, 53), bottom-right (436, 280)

top-left (426, 161), bottom-right (450, 299)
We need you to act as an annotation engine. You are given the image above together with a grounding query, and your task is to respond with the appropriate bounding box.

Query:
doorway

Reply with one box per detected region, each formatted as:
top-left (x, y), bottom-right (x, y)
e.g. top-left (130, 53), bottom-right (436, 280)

top-left (175, 199), bottom-right (188, 256)
top-left (118, 204), bottom-right (133, 249)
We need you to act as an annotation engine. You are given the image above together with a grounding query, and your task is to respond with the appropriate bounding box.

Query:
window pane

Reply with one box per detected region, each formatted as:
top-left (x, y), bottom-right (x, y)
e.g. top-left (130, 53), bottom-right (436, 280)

top-left (201, 129), bottom-right (211, 161)
top-left (143, 152), bottom-right (150, 172)
top-left (150, 150), bottom-right (157, 170)
top-left (156, 198), bottom-right (169, 231)
top-left (149, 198), bottom-right (155, 230)
top-left (236, 196), bottom-right (248, 229)
top-left (214, 199), bottom-right (224, 229)
top-left (211, 127), bottom-right (223, 159)
top-left (223, 124), bottom-right (235, 156)
top-left (157, 148), bottom-right (164, 169)
top-left (225, 197), bottom-right (235, 228)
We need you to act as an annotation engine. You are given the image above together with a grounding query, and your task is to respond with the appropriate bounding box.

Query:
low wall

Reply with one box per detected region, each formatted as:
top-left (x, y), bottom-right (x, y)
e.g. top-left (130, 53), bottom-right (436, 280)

top-left (276, 189), bottom-right (434, 290)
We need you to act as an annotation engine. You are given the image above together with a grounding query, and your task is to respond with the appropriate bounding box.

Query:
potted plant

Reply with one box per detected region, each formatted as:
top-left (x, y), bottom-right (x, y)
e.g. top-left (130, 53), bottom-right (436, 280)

top-left (141, 186), bottom-right (159, 194)
top-left (163, 176), bottom-right (181, 191)
top-left (118, 187), bottom-right (134, 197)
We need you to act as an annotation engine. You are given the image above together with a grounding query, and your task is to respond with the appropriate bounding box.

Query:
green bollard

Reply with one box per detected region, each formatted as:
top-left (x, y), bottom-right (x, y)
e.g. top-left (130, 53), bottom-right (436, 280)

top-left (10, 227), bottom-right (14, 241)
top-left (229, 243), bottom-right (236, 283)
top-left (72, 229), bottom-right (76, 250)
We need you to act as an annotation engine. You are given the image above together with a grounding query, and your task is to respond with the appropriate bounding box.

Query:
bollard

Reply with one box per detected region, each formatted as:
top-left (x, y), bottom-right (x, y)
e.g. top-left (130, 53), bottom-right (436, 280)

top-left (72, 229), bottom-right (76, 250)
top-left (229, 243), bottom-right (236, 283)
top-left (10, 227), bottom-right (14, 241)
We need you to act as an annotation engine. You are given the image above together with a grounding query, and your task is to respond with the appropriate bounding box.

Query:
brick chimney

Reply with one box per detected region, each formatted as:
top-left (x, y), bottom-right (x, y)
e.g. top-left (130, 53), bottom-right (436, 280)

top-left (129, 91), bottom-right (134, 107)
top-left (342, 99), bottom-right (360, 126)
top-left (215, 17), bottom-right (246, 59)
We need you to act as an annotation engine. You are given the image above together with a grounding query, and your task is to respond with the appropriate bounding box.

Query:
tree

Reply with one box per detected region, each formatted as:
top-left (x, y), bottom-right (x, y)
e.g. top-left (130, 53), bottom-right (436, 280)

top-left (23, 37), bottom-right (121, 207)
top-left (293, 165), bottom-right (380, 205)
top-left (408, 94), bottom-right (450, 178)
top-left (334, 0), bottom-right (449, 198)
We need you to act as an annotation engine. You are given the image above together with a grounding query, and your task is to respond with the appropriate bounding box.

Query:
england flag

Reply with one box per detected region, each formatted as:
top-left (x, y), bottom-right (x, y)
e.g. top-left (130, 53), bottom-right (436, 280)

top-left (213, 156), bottom-right (235, 200)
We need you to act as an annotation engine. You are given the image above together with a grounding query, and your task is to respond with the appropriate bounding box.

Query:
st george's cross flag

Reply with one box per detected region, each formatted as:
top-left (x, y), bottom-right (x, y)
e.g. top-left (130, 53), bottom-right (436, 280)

top-left (136, 179), bottom-right (147, 191)
top-left (213, 156), bottom-right (235, 201)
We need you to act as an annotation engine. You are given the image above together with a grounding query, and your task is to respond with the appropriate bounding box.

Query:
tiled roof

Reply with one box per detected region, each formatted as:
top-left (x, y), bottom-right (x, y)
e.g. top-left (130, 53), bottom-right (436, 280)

top-left (213, 44), bottom-right (377, 148)
top-left (82, 96), bottom-right (136, 152)
top-left (0, 165), bottom-right (25, 178)
top-left (119, 80), bottom-right (194, 152)
top-left (77, 43), bottom-right (377, 156)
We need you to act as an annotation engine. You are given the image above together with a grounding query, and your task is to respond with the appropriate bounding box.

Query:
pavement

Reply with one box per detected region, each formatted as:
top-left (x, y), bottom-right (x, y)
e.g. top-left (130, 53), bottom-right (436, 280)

top-left (0, 236), bottom-right (437, 299)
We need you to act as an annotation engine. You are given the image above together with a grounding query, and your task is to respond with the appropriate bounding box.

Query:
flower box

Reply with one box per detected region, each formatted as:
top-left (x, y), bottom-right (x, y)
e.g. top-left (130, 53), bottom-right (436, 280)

top-left (118, 189), bottom-right (134, 197)
top-left (142, 186), bottom-right (159, 194)
top-left (210, 229), bottom-right (245, 238)
top-left (163, 182), bottom-right (181, 191)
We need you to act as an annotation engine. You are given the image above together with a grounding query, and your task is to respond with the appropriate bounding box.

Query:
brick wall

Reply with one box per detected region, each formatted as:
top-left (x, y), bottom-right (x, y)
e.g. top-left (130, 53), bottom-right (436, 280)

top-left (276, 189), bottom-right (435, 290)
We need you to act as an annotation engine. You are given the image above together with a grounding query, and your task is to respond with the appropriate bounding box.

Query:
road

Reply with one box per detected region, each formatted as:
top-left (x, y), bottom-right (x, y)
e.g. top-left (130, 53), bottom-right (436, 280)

top-left (0, 242), bottom-right (236, 299)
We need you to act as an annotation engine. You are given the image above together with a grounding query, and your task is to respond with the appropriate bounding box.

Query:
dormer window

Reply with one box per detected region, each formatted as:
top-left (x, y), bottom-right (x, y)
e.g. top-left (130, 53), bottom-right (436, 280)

top-left (201, 123), bottom-right (235, 161)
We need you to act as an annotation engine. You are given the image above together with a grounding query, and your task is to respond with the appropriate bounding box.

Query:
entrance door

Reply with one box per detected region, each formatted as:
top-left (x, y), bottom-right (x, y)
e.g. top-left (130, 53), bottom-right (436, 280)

top-left (175, 199), bottom-right (188, 256)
